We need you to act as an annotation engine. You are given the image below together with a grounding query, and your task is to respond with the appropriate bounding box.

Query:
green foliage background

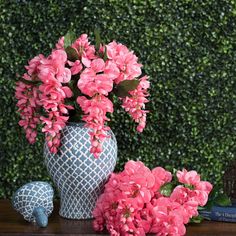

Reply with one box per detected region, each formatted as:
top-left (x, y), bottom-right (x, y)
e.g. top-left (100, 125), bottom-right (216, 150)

top-left (0, 0), bottom-right (236, 198)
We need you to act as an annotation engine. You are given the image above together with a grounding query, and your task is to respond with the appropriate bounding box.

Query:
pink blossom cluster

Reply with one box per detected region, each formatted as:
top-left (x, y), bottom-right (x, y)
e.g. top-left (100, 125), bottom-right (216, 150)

top-left (122, 76), bottom-right (149, 132)
top-left (15, 81), bottom-right (41, 144)
top-left (93, 161), bottom-right (212, 236)
top-left (15, 50), bottom-right (73, 153)
top-left (71, 36), bottom-right (149, 157)
top-left (15, 33), bottom-right (149, 157)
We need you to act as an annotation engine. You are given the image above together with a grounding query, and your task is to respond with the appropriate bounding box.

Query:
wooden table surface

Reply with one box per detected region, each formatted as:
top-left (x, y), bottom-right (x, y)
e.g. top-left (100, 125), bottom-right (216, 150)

top-left (1, 200), bottom-right (236, 235)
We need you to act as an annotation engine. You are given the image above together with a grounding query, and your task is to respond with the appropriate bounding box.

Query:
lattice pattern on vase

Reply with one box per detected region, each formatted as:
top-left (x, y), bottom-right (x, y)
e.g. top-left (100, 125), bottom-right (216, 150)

top-left (12, 181), bottom-right (54, 222)
top-left (44, 123), bottom-right (117, 219)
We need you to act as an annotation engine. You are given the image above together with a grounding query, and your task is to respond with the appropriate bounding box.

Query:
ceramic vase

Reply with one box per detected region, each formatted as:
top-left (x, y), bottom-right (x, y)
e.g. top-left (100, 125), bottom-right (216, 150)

top-left (44, 122), bottom-right (117, 219)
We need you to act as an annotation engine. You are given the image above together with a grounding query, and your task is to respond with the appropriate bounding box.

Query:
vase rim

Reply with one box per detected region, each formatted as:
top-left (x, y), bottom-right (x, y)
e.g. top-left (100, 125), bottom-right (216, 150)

top-left (64, 122), bottom-right (115, 137)
top-left (66, 122), bottom-right (85, 127)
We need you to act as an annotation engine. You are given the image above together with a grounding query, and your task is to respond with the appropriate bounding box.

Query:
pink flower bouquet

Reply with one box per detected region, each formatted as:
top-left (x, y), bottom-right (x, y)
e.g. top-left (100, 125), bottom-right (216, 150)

top-left (15, 31), bottom-right (149, 158)
top-left (93, 161), bottom-right (213, 236)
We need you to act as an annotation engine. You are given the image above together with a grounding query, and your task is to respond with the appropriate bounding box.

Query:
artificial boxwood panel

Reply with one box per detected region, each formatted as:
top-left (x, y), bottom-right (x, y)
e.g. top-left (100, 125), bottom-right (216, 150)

top-left (0, 0), bottom-right (236, 198)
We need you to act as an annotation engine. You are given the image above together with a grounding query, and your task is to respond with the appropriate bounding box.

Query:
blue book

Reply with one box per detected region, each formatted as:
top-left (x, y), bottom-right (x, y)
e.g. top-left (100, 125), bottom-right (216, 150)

top-left (199, 204), bottom-right (236, 222)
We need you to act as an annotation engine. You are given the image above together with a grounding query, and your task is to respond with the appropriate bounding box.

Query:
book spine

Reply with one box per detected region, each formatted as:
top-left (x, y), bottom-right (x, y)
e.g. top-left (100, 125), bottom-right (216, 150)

top-left (211, 209), bottom-right (236, 222)
top-left (200, 208), bottom-right (236, 222)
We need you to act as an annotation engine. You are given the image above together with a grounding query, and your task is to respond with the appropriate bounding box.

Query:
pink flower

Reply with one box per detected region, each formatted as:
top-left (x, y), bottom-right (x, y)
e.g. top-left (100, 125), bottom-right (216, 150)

top-left (93, 161), bottom-right (212, 235)
top-left (93, 161), bottom-right (157, 235)
top-left (171, 169), bottom-right (213, 218)
top-left (41, 112), bottom-right (69, 153)
top-left (170, 186), bottom-right (199, 221)
top-left (104, 60), bottom-right (120, 80)
top-left (150, 197), bottom-right (187, 236)
top-left (22, 49), bottom-right (73, 152)
top-left (56, 36), bottom-right (64, 49)
top-left (195, 181), bottom-right (213, 194)
top-left (16, 33), bottom-right (150, 158)
top-left (24, 54), bottom-right (45, 77)
top-left (45, 132), bottom-right (61, 153)
top-left (39, 79), bottom-right (72, 113)
top-left (39, 49), bottom-right (71, 83)
top-left (152, 167), bottom-right (172, 191)
top-left (177, 169), bottom-right (201, 186)
top-left (38, 49), bottom-right (73, 114)
top-left (69, 60), bottom-right (83, 75)
top-left (77, 94), bottom-right (113, 158)
top-left (41, 112), bottom-right (68, 135)
top-left (122, 76), bottom-right (149, 132)
top-left (106, 41), bottom-right (142, 84)
top-left (72, 34), bottom-right (96, 67)
top-left (176, 169), bottom-right (213, 206)
top-left (78, 58), bottom-right (114, 97)
top-left (15, 75), bottom-right (42, 143)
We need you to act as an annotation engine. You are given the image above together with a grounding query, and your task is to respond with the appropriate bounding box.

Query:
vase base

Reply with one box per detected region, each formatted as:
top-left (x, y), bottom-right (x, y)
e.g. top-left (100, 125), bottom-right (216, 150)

top-left (59, 213), bottom-right (94, 220)
top-left (59, 211), bottom-right (94, 220)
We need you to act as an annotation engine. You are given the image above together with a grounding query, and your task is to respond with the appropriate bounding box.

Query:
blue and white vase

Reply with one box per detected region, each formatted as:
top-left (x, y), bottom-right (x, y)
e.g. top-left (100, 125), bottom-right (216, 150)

top-left (44, 122), bottom-right (117, 219)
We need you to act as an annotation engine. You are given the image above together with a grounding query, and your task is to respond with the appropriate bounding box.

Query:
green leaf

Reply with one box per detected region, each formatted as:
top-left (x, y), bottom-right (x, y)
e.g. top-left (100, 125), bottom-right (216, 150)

top-left (65, 46), bottom-right (79, 62)
top-left (35, 107), bottom-right (47, 117)
top-left (114, 80), bottom-right (140, 98)
top-left (208, 185), bottom-right (221, 199)
top-left (119, 79), bottom-right (140, 91)
top-left (94, 28), bottom-right (101, 51)
top-left (215, 194), bottom-right (232, 207)
top-left (160, 183), bottom-right (174, 197)
top-left (67, 106), bottom-right (82, 122)
top-left (203, 186), bottom-right (232, 210)
top-left (68, 79), bottom-right (80, 97)
top-left (113, 88), bottom-right (130, 98)
top-left (197, 206), bottom-right (205, 211)
top-left (64, 30), bottom-right (76, 48)
top-left (189, 215), bottom-right (204, 224)
top-left (183, 184), bottom-right (195, 190)
top-left (19, 77), bottom-right (41, 86)
top-left (103, 46), bottom-right (108, 61)
top-left (203, 199), bottom-right (215, 211)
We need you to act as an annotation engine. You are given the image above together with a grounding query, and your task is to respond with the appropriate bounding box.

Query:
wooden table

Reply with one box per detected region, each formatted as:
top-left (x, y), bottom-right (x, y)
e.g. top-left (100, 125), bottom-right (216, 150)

top-left (1, 200), bottom-right (236, 235)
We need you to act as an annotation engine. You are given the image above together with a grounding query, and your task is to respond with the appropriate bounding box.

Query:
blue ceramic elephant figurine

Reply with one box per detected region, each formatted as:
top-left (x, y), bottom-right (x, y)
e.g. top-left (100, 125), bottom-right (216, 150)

top-left (12, 181), bottom-right (54, 227)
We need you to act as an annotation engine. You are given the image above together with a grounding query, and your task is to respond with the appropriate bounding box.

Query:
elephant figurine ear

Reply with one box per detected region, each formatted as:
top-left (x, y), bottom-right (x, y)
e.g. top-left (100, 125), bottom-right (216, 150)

top-left (12, 181), bottom-right (54, 227)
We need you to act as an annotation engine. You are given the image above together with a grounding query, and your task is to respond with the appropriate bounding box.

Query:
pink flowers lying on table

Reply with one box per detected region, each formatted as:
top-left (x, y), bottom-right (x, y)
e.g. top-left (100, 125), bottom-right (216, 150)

top-left (15, 31), bottom-right (149, 158)
top-left (93, 161), bottom-right (213, 236)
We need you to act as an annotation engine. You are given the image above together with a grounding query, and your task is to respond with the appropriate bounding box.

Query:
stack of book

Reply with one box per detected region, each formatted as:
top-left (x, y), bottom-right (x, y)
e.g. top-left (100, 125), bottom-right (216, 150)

top-left (200, 203), bottom-right (236, 222)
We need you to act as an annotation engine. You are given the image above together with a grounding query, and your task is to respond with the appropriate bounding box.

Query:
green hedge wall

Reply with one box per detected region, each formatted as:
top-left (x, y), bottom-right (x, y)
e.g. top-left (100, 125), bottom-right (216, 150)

top-left (1, 0), bottom-right (236, 198)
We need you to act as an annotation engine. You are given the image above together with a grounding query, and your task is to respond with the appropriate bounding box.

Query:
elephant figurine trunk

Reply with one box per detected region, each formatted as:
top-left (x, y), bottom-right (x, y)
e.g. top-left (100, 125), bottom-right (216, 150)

top-left (33, 206), bottom-right (48, 228)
